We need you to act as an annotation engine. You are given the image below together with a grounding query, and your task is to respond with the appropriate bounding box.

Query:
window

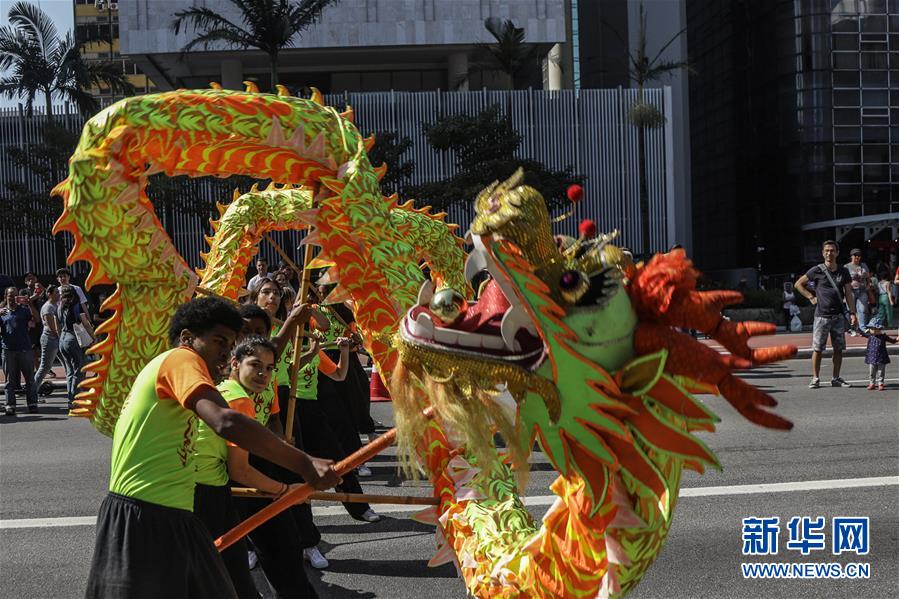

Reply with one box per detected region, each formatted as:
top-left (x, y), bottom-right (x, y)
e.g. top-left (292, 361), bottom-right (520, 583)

top-left (862, 70), bottom-right (889, 85)
top-left (834, 108), bottom-right (860, 125)
top-left (862, 89), bottom-right (889, 105)
top-left (833, 89), bottom-right (860, 105)
top-left (834, 145), bottom-right (861, 163)
top-left (835, 164), bottom-right (862, 183)
top-left (834, 127), bottom-right (862, 142)
top-left (834, 184), bottom-right (861, 203)
top-left (832, 34), bottom-right (859, 50)
top-left (833, 53), bottom-right (859, 69)
top-left (861, 16), bottom-right (888, 32)
top-left (862, 126), bottom-right (889, 142)
top-left (833, 71), bottom-right (859, 86)
top-left (860, 52), bottom-right (888, 69)
top-left (862, 145), bottom-right (890, 163)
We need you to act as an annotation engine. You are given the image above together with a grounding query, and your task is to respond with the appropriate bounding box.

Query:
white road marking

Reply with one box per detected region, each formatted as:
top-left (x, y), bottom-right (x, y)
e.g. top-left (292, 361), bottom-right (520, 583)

top-left (2, 476), bottom-right (897, 529)
top-left (0, 516), bottom-right (97, 529)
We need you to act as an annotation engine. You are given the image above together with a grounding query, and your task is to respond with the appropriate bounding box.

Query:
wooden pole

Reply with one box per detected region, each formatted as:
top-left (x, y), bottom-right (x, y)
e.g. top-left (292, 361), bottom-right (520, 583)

top-left (230, 488), bottom-right (438, 506)
top-left (283, 193), bottom-right (319, 442)
top-left (215, 407), bottom-right (434, 552)
top-left (263, 233), bottom-right (347, 325)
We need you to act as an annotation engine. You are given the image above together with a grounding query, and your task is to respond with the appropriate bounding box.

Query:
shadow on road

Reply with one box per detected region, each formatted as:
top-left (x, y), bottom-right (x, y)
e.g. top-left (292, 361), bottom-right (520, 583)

top-left (314, 557), bottom-right (458, 580)
top-left (319, 516), bottom-right (435, 536)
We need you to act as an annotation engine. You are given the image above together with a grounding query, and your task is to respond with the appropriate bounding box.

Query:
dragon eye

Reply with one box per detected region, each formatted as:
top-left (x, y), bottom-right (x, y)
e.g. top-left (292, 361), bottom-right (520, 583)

top-left (559, 270), bottom-right (590, 303)
top-left (574, 268), bottom-right (622, 307)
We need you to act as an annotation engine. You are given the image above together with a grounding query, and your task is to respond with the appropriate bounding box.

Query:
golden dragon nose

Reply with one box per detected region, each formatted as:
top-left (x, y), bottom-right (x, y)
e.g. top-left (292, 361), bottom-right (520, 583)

top-left (429, 288), bottom-right (466, 325)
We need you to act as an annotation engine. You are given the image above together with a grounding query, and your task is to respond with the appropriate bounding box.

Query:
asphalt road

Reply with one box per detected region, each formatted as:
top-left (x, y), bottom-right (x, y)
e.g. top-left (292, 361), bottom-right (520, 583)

top-left (1, 355), bottom-right (897, 598)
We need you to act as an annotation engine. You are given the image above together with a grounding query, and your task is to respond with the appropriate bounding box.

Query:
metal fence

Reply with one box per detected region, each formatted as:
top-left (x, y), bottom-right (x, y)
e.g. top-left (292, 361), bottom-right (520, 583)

top-left (0, 87), bottom-right (673, 280)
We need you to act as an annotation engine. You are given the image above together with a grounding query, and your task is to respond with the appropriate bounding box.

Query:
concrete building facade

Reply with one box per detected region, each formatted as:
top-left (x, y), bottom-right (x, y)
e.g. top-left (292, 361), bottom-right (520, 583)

top-left (118, 0), bottom-right (567, 92)
top-left (73, 0), bottom-right (156, 98)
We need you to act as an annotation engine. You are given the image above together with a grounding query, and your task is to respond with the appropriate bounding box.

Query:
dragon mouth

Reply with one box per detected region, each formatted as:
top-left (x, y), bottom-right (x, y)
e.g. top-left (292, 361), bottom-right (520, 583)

top-left (400, 234), bottom-right (546, 371)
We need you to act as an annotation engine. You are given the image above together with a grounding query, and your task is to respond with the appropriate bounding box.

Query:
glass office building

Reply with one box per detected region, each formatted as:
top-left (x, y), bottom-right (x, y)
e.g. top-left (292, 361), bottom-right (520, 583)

top-left (687, 0), bottom-right (898, 274)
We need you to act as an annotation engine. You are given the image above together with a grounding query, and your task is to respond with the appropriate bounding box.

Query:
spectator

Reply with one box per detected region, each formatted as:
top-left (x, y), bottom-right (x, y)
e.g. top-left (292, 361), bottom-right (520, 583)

top-left (24, 272), bottom-right (47, 368)
top-left (782, 282), bottom-right (796, 329)
top-left (55, 268), bottom-right (90, 315)
top-left (33, 285), bottom-right (61, 393)
top-left (246, 258), bottom-right (270, 294)
top-left (844, 248), bottom-right (872, 335)
top-left (57, 285), bottom-right (95, 409)
top-left (273, 270), bottom-right (296, 296)
top-left (1, 286), bottom-right (40, 414)
top-left (794, 240), bottom-right (857, 389)
top-left (874, 268), bottom-right (894, 329)
top-left (860, 315), bottom-right (896, 391)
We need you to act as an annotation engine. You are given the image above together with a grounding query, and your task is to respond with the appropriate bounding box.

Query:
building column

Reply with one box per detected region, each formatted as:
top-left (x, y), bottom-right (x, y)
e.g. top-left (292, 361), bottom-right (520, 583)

top-left (220, 58), bottom-right (244, 90)
top-left (448, 52), bottom-right (468, 91)
top-left (544, 44), bottom-right (563, 90)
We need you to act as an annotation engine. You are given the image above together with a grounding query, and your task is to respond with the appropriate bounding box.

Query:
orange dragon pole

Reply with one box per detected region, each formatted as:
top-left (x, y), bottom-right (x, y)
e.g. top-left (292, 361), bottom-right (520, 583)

top-left (215, 407), bottom-right (434, 552)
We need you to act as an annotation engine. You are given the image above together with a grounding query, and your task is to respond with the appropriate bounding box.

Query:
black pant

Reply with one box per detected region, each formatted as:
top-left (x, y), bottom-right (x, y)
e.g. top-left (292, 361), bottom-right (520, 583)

top-left (330, 352), bottom-right (375, 434)
top-left (247, 454), bottom-right (322, 549)
top-left (234, 491), bottom-right (319, 598)
top-left (193, 484), bottom-right (260, 599)
top-left (287, 398), bottom-right (370, 519)
top-left (85, 493), bottom-right (238, 599)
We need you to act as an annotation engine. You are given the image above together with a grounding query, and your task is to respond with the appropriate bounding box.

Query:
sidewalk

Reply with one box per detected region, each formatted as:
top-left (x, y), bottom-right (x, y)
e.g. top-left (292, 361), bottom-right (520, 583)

top-left (699, 328), bottom-right (899, 359)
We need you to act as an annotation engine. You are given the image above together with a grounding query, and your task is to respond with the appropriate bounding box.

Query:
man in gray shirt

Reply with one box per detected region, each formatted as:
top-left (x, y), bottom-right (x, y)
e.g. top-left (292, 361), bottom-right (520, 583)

top-left (795, 240), bottom-right (857, 389)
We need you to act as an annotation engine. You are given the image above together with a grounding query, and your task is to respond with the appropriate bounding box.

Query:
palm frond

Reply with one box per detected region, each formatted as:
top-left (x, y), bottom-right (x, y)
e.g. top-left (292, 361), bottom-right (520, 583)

top-left (172, 6), bottom-right (245, 39)
top-left (84, 60), bottom-right (136, 96)
top-left (645, 60), bottom-right (693, 80)
top-left (54, 83), bottom-right (99, 115)
top-left (7, 1), bottom-right (58, 58)
top-left (181, 28), bottom-right (253, 53)
top-left (649, 26), bottom-right (688, 67)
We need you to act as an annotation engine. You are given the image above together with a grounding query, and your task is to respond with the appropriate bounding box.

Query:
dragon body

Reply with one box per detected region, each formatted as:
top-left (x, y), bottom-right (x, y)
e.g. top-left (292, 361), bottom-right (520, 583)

top-left (57, 88), bottom-right (794, 597)
top-left (54, 87), bottom-right (464, 435)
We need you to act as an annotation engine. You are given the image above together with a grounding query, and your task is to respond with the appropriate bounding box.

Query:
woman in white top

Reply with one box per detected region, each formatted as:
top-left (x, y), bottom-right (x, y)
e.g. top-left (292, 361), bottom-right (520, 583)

top-left (33, 285), bottom-right (60, 391)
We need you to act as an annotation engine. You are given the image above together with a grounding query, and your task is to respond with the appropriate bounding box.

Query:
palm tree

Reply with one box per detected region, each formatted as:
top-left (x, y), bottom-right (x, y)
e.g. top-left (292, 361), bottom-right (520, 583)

top-left (615, 3), bottom-right (691, 259)
top-left (459, 17), bottom-right (545, 90)
top-left (172, 0), bottom-right (340, 89)
top-left (0, 1), bottom-right (135, 120)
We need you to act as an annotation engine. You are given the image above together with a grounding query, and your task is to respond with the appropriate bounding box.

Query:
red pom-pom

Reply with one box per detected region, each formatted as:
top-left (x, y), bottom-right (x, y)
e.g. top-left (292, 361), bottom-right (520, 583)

top-left (578, 219), bottom-right (597, 239)
top-left (566, 184), bottom-right (584, 203)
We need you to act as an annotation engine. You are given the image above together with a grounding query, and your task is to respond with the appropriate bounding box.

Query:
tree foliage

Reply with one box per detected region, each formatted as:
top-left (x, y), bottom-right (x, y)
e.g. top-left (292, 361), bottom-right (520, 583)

top-left (173, 0), bottom-right (340, 88)
top-left (367, 131), bottom-right (414, 197)
top-left (459, 17), bottom-right (545, 90)
top-left (410, 105), bottom-right (581, 214)
top-left (1, 122), bottom-right (75, 241)
top-left (0, 1), bottom-right (134, 118)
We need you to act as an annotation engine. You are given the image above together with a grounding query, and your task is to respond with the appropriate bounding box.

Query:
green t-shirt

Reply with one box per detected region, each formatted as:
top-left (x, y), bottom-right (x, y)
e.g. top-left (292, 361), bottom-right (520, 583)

top-left (108, 347), bottom-right (215, 511)
top-left (296, 355), bottom-right (320, 400)
top-left (194, 378), bottom-right (280, 487)
top-left (273, 323), bottom-right (293, 387)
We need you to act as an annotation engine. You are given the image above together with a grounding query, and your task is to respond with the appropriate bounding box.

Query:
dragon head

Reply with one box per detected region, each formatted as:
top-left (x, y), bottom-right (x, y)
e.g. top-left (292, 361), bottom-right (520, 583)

top-left (393, 169), bottom-right (707, 504)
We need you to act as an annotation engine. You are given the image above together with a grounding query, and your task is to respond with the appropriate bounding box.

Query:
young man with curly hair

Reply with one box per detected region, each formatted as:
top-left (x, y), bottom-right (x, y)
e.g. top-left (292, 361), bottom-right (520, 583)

top-left (85, 297), bottom-right (341, 599)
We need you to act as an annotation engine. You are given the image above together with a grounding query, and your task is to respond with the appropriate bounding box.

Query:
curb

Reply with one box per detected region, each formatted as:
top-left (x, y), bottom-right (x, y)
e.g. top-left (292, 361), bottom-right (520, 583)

top-left (788, 347), bottom-right (899, 360)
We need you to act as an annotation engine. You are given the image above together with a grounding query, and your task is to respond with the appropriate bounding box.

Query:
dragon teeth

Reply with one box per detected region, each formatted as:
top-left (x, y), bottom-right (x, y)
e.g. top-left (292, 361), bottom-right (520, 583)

top-left (411, 311), bottom-right (436, 339)
top-left (417, 280), bottom-right (435, 306)
top-left (464, 247), bottom-right (488, 283)
top-left (500, 305), bottom-right (532, 352)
